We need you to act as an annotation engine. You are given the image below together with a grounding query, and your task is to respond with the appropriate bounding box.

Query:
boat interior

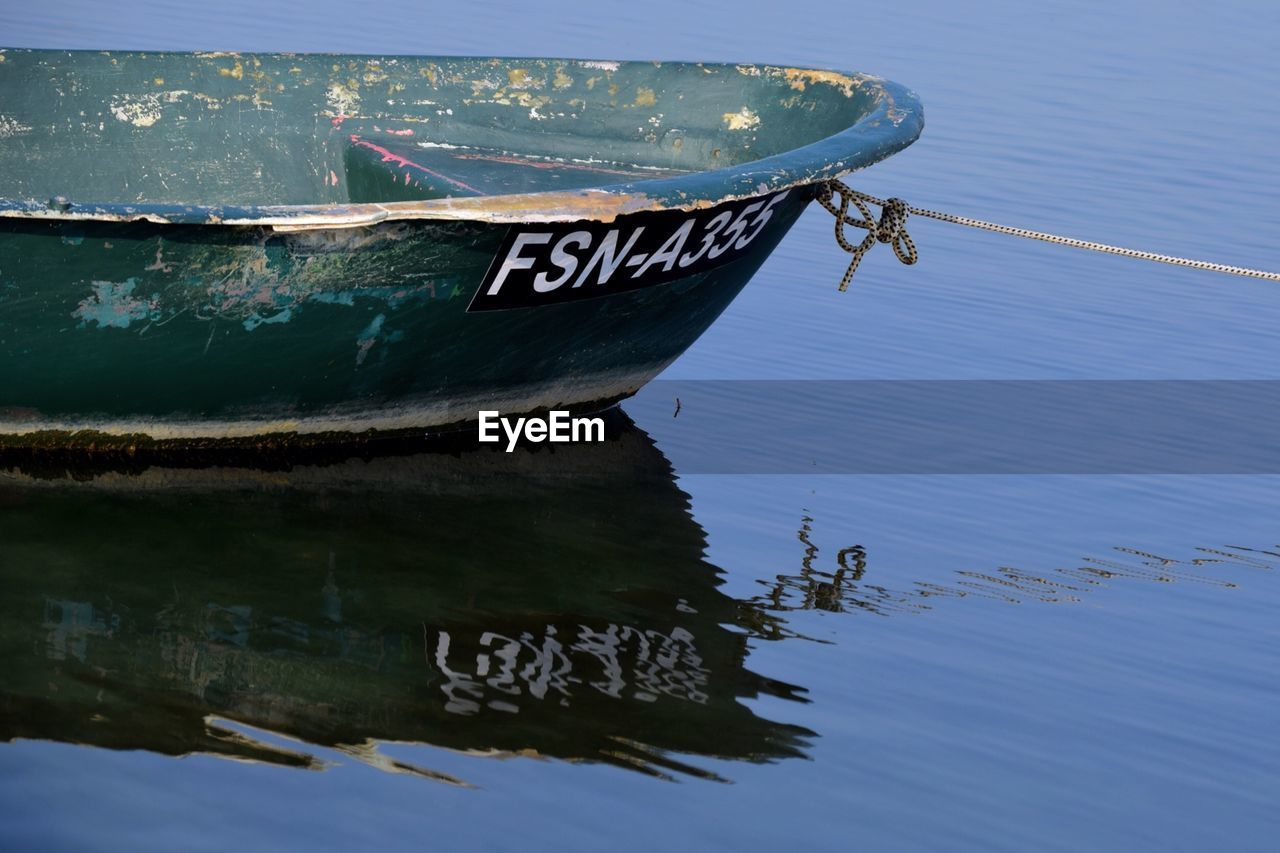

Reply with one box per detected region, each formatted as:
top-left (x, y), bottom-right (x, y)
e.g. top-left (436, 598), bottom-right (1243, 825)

top-left (0, 51), bottom-right (880, 206)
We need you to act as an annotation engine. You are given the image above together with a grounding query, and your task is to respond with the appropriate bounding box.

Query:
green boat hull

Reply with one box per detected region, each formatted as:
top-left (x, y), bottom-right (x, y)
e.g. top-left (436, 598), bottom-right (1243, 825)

top-left (0, 51), bottom-right (923, 446)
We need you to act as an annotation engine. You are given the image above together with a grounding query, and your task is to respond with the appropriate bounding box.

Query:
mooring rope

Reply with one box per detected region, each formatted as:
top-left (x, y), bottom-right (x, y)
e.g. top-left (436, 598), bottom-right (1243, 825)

top-left (817, 178), bottom-right (1280, 290)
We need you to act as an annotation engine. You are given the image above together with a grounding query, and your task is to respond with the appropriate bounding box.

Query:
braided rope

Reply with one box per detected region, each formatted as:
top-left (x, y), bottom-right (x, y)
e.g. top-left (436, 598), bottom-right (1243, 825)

top-left (818, 178), bottom-right (1280, 288)
top-left (815, 181), bottom-right (917, 291)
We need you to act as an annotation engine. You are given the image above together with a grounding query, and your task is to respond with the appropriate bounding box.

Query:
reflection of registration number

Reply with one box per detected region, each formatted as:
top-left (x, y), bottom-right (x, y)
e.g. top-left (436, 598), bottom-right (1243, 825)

top-left (468, 189), bottom-right (794, 311)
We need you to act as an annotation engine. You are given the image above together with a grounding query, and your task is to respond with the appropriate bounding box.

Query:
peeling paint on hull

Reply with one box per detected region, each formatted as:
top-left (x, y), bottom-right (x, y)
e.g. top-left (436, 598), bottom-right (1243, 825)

top-left (0, 51), bottom-right (922, 448)
top-left (0, 189), bottom-right (811, 447)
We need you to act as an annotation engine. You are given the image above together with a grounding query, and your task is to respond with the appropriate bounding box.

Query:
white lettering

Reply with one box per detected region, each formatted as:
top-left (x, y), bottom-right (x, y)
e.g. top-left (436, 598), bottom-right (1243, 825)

top-left (633, 218), bottom-right (695, 278)
top-left (709, 200), bottom-right (763, 259)
top-left (572, 228), bottom-right (645, 287)
top-left (486, 232), bottom-right (552, 295)
top-left (679, 210), bottom-right (731, 267)
top-left (475, 410), bottom-right (607, 451)
top-left (736, 190), bottom-right (789, 248)
top-left (573, 416), bottom-right (605, 442)
top-left (477, 410), bottom-right (500, 443)
top-left (549, 409), bottom-right (570, 441)
top-left (534, 230), bottom-right (592, 292)
top-left (501, 416), bottom-right (525, 453)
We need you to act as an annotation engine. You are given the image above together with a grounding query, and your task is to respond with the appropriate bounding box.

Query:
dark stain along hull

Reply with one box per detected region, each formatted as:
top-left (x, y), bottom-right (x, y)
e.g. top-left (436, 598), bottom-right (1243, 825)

top-left (0, 51), bottom-right (923, 446)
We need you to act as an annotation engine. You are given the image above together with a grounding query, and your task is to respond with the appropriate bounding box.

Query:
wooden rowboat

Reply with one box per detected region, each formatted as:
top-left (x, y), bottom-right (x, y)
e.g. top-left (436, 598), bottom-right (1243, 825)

top-left (0, 50), bottom-right (922, 447)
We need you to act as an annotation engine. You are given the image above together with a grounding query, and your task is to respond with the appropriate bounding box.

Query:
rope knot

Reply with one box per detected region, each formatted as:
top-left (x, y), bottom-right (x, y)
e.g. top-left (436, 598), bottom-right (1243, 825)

top-left (817, 180), bottom-right (918, 291)
top-left (815, 177), bottom-right (1280, 287)
top-left (878, 198), bottom-right (916, 261)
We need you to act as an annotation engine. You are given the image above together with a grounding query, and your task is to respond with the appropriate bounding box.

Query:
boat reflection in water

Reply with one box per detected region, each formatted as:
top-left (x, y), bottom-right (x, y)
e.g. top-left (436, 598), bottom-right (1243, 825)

top-left (2, 416), bottom-right (1254, 785)
top-left (0, 414), bottom-right (811, 784)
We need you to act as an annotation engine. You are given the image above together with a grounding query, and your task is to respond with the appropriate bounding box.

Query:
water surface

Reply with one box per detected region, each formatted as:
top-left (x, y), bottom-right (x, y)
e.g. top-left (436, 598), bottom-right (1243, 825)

top-left (2, 1), bottom-right (1278, 850)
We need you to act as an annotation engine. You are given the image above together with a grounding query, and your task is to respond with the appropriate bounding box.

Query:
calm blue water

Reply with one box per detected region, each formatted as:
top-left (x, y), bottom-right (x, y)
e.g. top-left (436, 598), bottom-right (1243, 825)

top-left (2, 1), bottom-right (1279, 850)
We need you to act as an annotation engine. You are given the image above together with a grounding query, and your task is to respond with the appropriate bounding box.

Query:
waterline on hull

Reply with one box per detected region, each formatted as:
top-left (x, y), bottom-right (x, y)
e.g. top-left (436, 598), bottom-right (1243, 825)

top-left (0, 365), bottom-right (665, 447)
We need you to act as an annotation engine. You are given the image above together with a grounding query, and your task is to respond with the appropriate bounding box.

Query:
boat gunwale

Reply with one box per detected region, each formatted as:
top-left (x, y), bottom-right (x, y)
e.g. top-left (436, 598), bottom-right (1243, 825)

top-left (0, 53), bottom-right (923, 229)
